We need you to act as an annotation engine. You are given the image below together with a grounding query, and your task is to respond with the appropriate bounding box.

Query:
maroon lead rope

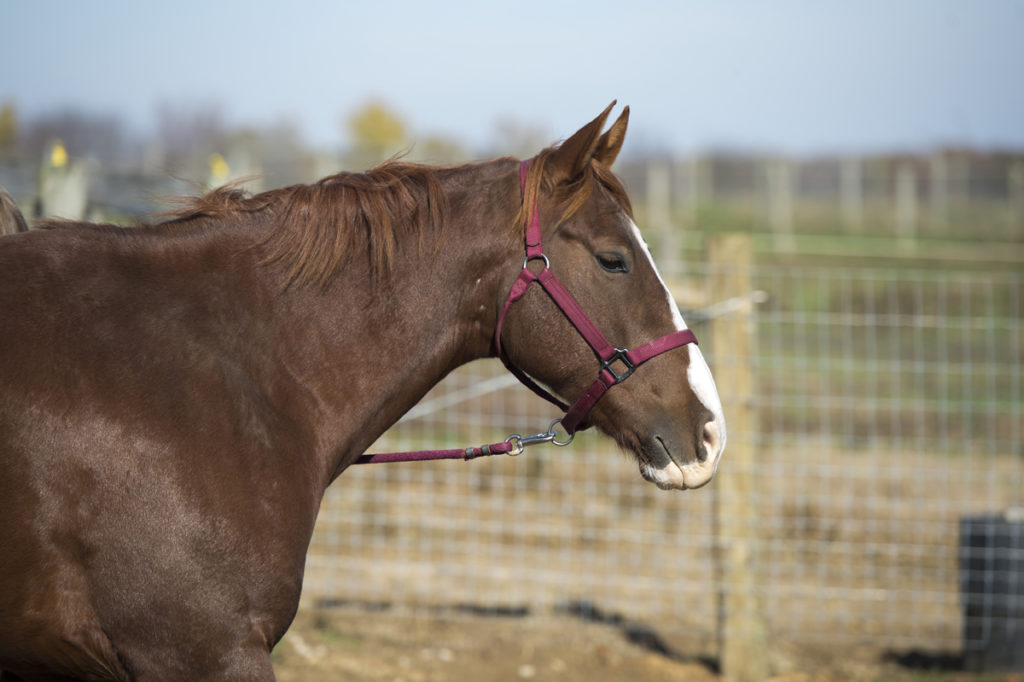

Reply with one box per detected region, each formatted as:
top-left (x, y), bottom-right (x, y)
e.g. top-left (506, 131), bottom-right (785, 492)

top-left (355, 159), bottom-right (697, 464)
top-left (354, 422), bottom-right (561, 465)
top-left (355, 440), bottom-right (515, 465)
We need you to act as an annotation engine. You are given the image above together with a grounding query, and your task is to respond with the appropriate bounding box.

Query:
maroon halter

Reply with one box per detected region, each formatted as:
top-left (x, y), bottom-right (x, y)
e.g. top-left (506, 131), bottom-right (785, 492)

top-left (493, 159), bottom-right (697, 437)
top-left (355, 159), bottom-right (696, 464)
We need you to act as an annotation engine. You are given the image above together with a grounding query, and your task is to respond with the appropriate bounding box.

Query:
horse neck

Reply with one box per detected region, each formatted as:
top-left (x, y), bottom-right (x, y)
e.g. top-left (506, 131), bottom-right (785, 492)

top-left (267, 159), bottom-right (521, 481)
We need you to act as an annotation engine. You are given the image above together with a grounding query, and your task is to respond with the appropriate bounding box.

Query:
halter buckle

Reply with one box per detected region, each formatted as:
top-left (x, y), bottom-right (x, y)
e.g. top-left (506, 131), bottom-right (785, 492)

top-left (601, 349), bottom-right (636, 383)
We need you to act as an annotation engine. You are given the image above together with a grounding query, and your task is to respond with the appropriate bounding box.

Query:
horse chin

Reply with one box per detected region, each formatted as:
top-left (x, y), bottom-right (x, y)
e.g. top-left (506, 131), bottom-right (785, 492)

top-left (638, 459), bottom-right (717, 490)
top-left (636, 437), bottom-right (719, 491)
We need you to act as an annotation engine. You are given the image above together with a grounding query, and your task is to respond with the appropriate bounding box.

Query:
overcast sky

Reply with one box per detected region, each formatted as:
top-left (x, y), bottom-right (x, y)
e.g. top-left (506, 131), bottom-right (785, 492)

top-left (3, 1), bottom-right (1022, 156)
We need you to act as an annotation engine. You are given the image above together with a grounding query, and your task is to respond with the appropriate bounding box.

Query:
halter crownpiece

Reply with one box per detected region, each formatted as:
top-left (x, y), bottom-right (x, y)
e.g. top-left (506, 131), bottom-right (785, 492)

top-left (493, 159), bottom-right (698, 436)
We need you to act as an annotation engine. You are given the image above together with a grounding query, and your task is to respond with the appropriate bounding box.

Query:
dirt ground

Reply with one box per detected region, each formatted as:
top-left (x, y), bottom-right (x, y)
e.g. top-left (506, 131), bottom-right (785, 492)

top-left (271, 605), bottom-right (1018, 682)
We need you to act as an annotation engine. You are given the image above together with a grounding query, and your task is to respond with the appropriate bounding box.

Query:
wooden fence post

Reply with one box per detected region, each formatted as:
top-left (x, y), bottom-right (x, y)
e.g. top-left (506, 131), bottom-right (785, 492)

top-left (930, 152), bottom-right (949, 231)
top-left (675, 156), bottom-right (699, 230)
top-left (38, 140), bottom-right (87, 220)
top-left (841, 157), bottom-right (863, 232)
top-left (895, 163), bottom-right (918, 249)
top-left (646, 161), bottom-right (676, 270)
top-left (709, 234), bottom-right (770, 682)
top-left (1009, 162), bottom-right (1024, 233)
top-left (765, 158), bottom-right (794, 251)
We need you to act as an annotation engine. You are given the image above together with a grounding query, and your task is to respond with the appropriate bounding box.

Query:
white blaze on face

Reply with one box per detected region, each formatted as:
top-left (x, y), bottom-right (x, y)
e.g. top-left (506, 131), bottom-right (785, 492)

top-left (628, 219), bottom-right (727, 489)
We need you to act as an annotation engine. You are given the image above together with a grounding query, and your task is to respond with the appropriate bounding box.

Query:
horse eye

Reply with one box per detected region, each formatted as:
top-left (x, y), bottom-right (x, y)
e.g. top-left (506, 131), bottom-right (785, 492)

top-left (595, 253), bottom-right (629, 274)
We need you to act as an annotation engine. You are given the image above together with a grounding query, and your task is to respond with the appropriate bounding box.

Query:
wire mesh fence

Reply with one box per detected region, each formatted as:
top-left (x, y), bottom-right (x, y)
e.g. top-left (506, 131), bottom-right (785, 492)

top-left (752, 262), bottom-right (1022, 652)
top-left (303, 250), bottom-right (1023, 658)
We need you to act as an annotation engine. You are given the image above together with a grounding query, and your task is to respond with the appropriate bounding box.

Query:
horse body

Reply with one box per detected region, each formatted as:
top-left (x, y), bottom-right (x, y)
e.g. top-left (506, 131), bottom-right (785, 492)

top-left (0, 105), bottom-right (725, 680)
top-left (1, 225), bottom-right (306, 678)
top-left (0, 161), bottom-right (523, 680)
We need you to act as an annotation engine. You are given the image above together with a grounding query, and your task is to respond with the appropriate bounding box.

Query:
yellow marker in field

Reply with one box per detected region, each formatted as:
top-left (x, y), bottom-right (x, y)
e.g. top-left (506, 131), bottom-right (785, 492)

top-left (208, 153), bottom-right (230, 183)
top-left (50, 141), bottom-right (68, 168)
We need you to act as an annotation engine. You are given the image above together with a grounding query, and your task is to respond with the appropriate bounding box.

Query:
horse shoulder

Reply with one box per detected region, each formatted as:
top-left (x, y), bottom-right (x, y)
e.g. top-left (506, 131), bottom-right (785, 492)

top-left (0, 227), bottom-right (307, 678)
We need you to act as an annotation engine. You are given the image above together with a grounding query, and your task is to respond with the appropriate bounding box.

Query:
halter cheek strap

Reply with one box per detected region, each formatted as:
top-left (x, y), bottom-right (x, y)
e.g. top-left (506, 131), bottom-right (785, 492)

top-left (494, 160), bottom-right (697, 435)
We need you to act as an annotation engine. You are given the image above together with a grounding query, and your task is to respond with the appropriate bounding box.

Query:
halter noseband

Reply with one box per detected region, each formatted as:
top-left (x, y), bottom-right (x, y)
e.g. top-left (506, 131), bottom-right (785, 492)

top-left (493, 159), bottom-right (698, 437)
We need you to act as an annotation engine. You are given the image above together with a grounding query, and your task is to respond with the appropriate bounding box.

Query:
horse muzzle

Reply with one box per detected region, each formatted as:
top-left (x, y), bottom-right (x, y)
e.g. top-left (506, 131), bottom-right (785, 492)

top-left (638, 416), bottom-right (725, 490)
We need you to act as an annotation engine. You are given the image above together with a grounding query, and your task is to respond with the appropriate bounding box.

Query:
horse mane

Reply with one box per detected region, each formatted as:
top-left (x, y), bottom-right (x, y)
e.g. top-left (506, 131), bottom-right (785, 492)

top-left (164, 160), bottom-right (448, 289)
top-left (34, 149), bottom-right (631, 291)
top-left (0, 189), bottom-right (29, 235)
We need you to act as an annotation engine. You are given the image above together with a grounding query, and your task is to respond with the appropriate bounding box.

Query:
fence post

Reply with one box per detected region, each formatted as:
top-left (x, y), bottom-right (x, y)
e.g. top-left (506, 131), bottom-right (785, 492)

top-left (949, 153), bottom-right (971, 217)
top-left (841, 157), bottom-right (863, 232)
top-left (930, 152), bottom-right (949, 231)
top-left (675, 156), bottom-right (699, 230)
top-left (1009, 161), bottom-right (1024, 233)
top-left (709, 234), bottom-right (770, 682)
top-left (646, 161), bottom-right (676, 270)
top-left (895, 163), bottom-right (918, 250)
top-left (766, 158), bottom-right (794, 251)
top-left (37, 140), bottom-right (88, 220)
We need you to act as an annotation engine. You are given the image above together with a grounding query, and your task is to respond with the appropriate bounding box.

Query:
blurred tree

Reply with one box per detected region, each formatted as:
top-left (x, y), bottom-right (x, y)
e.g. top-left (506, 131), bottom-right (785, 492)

top-left (408, 134), bottom-right (467, 166)
top-left (345, 100), bottom-right (408, 168)
top-left (0, 101), bottom-right (17, 152)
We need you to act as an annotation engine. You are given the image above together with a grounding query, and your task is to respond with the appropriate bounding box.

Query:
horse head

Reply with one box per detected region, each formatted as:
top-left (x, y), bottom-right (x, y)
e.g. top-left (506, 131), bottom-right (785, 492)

top-left (496, 103), bottom-right (726, 490)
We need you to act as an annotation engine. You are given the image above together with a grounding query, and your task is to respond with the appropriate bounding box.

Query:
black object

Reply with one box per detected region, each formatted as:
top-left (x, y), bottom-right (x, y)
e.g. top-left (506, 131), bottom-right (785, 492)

top-left (960, 512), bottom-right (1024, 672)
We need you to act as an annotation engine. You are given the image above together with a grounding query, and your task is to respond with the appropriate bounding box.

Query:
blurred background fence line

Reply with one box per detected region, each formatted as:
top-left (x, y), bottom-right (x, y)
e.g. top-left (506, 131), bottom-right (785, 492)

top-left (5, 148), bottom-right (1024, 243)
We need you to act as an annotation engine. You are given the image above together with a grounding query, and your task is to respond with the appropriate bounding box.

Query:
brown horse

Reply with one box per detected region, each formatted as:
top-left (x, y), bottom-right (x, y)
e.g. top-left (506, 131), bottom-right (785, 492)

top-left (0, 104), bottom-right (725, 681)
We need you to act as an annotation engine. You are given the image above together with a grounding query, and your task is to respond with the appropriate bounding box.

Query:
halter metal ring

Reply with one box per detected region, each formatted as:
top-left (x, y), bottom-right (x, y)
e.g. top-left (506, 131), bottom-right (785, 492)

top-left (505, 434), bottom-right (525, 456)
top-left (548, 419), bottom-right (574, 446)
top-left (523, 253), bottom-right (550, 271)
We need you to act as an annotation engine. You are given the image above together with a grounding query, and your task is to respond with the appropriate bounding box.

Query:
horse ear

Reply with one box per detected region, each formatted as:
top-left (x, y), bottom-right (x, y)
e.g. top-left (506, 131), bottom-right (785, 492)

top-left (594, 105), bottom-right (628, 169)
top-left (546, 101), bottom-right (617, 183)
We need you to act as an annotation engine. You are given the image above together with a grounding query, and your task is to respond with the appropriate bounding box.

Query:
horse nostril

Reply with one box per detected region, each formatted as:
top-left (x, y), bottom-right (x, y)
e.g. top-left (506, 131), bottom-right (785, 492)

top-left (701, 421), bottom-right (721, 462)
